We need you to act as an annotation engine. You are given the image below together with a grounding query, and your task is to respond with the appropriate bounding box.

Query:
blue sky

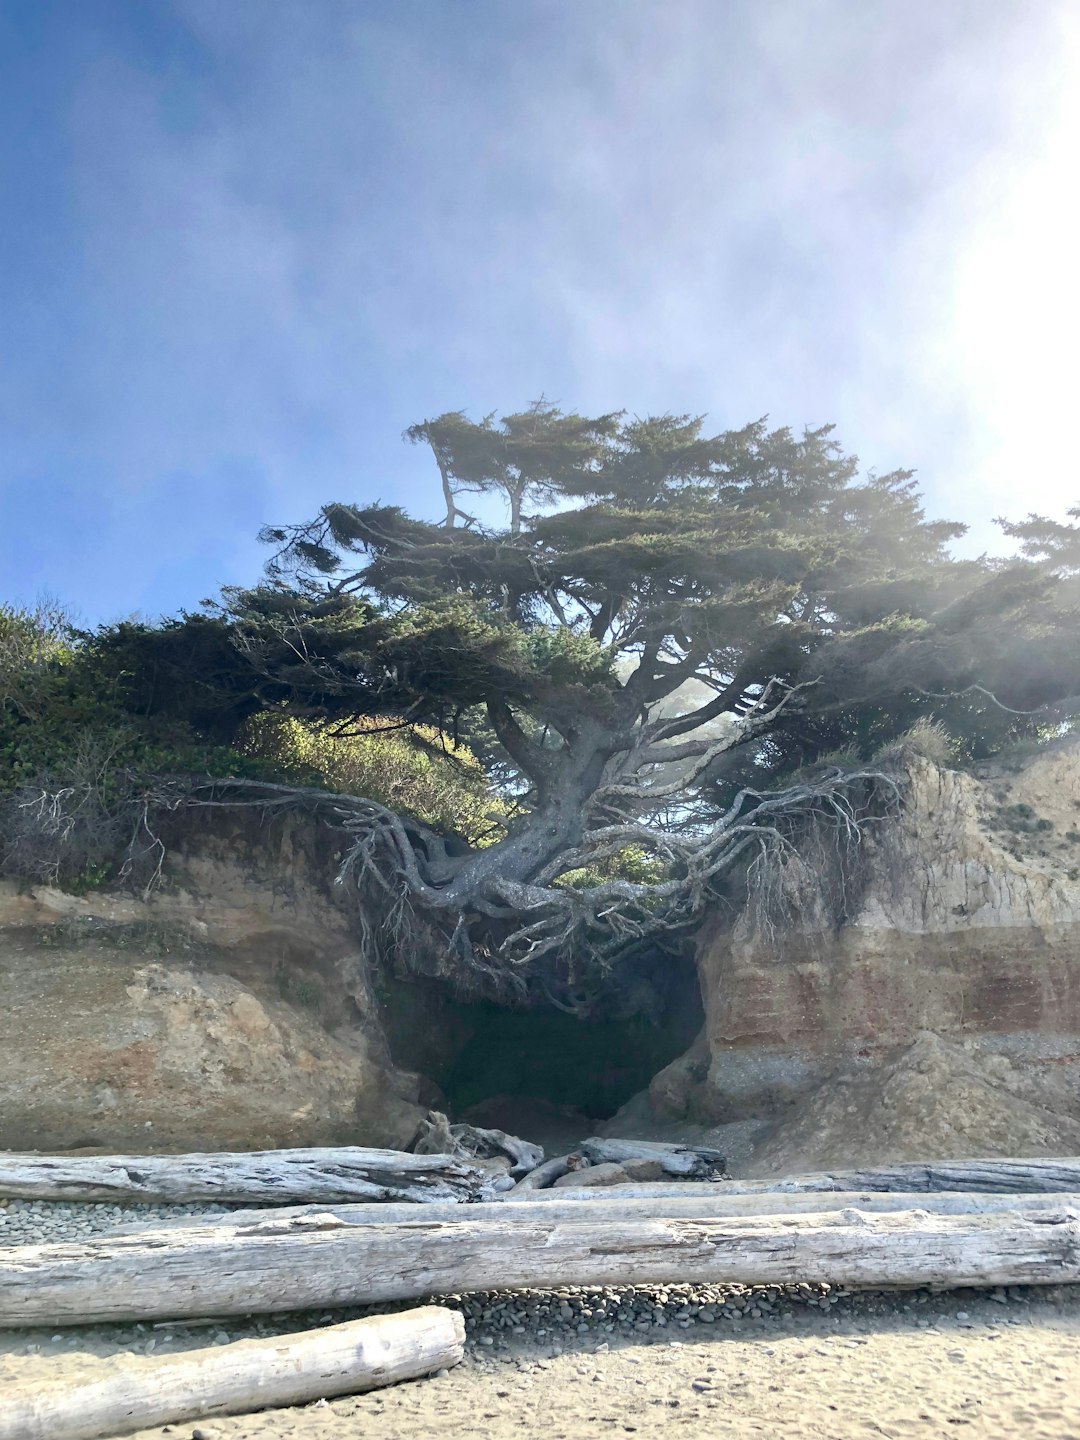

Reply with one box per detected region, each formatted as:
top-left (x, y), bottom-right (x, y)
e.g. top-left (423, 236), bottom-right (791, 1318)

top-left (2, 0), bottom-right (1078, 624)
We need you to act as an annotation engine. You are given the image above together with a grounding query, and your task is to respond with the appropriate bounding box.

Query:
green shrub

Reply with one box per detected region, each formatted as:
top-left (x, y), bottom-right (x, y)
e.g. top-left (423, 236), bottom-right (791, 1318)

top-left (238, 712), bottom-right (506, 845)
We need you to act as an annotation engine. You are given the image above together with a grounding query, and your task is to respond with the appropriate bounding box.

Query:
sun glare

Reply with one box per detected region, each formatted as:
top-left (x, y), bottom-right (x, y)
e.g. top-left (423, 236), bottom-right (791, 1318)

top-left (941, 14), bottom-right (1080, 531)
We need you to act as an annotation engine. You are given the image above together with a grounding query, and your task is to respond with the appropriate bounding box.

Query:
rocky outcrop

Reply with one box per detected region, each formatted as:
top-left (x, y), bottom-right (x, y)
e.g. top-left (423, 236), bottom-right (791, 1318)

top-left (745, 1031), bottom-right (1080, 1175)
top-left (0, 812), bottom-right (427, 1152)
top-left (648, 739), bottom-right (1080, 1153)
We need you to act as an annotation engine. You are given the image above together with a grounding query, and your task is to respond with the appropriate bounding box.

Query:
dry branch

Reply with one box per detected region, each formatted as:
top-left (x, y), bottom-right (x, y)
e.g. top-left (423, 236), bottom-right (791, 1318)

top-left (3, 1206), bottom-right (1080, 1327)
top-left (412, 1112), bottom-right (544, 1178)
top-left (0, 1147), bottom-right (510, 1204)
top-left (0, 1307), bottom-right (464, 1440)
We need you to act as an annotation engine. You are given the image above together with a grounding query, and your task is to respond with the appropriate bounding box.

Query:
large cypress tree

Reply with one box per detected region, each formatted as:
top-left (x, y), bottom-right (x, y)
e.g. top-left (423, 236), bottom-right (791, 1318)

top-left (174, 405), bottom-right (1077, 1007)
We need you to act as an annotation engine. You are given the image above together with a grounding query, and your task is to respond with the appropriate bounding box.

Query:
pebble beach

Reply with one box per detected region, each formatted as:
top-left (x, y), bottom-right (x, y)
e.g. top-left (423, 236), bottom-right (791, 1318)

top-left (2, 1198), bottom-right (1080, 1438)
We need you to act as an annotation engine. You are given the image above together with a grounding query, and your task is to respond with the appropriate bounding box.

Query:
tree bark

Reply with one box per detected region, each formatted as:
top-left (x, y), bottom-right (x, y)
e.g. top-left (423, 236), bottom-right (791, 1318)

top-left (0, 1148), bottom-right (510, 1204)
top-left (3, 1206), bottom-right (1079, 1328)
top-left (0, 1307), bottom-right (465, 1440)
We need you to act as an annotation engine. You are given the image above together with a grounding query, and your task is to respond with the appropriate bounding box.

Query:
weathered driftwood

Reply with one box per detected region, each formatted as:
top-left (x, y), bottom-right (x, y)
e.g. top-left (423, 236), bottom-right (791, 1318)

top-left (412, 1111), bottom-right (544, 1178)
top-left (578, 1137), bottom-right (726, 1177)
top-left (0, 1307), bottom-right (465, 1440)
top-left (0, 1147), bottom-right (511, 1204)
top-left (134, 1189), bottom-right (1080, 1232)
top-left (509, 1154), bottom-right (571, 1192)
top-left (515, 1158), bottom-right (1080, 1202)
top-left (4, 1205), bottom-right (1079, 1327)
top-left (711, 1158), bottom-right (1080, 1195)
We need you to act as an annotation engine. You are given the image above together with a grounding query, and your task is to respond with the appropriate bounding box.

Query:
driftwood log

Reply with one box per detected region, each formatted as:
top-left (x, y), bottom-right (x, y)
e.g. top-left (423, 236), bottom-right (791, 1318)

top-left (0, 1147), bottom-right (511, 1204)
top-left (711, 1159), bottom-right (1080, 1194)
top-left (0, 1307), bottom-right (465, 1440)
top-left (578, 1138), bottom-right (725, 1177)
top-left (514, 1158), bottom-right (1080, 1202)
top-left (127, 1189), bottom-right (1080, 1232)
top-left (412, 1111), bottom-right (544, 1178)
top-left (509, 1154), bottom-right (571, 1191)
top-left (3, 1205), bottom-right (1079, 1327)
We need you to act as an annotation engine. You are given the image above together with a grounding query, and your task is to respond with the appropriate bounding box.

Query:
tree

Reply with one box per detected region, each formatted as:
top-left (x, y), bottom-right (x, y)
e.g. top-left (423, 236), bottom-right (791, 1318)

top-left (188, 406), bottom-right (1080, 1010)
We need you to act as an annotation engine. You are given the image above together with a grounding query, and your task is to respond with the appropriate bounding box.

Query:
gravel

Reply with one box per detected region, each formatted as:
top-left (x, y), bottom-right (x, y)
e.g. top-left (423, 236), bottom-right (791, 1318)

top-left (0, 1197), bottom-right (243, 1246)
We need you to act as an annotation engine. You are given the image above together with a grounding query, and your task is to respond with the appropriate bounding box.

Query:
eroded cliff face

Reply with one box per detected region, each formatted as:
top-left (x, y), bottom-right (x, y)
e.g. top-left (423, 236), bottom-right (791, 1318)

top-left (0, 813), bottom-right (427, 1152)
top-left (667, 739), bottom-right (1080, 1130)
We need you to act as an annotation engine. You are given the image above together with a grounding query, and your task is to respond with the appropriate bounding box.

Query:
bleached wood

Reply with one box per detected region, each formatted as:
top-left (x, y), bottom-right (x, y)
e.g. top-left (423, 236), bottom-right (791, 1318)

top-left (516, 1157), bottom-right (1080, 1201)
top-left (0, 1147), bottom-right (508, 1204)
top-left (712, 1158), bottom-right (1080, 1195)
top-left (3, 1205), bottom-right (1079, 1327)
top-left (0, 1307), bottom-right (464, 1440)
top-left (579, 1137), bottom-right (725, 1177)
top-left (413, 1112), bottom-right (544, 1178)
top-left (509, 1154), bottom-right (571, 1191)
top-left (127, 1189), bottom-right (1080, 1232)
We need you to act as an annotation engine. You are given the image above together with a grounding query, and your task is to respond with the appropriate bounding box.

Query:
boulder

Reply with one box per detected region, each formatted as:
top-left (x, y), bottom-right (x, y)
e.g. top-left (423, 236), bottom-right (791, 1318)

top-left (552, 1162), bottom-right (629, 1188)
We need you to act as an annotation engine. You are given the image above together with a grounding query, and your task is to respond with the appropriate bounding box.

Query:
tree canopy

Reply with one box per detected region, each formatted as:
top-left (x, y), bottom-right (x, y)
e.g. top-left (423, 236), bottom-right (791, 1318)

top-left (196, 407), bottom-right (1080, 1006)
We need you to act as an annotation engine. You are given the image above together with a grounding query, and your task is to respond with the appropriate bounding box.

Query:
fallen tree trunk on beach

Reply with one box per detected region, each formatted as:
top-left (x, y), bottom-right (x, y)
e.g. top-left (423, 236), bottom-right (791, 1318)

top-left (0, 1307), bottom-right (465, 1440)
top-left (713, 1159), bottom-right (1080, 1195)
top-left (128, 1189), bottom-right (1080, 1232)
top-left (0, 1148), bottom-right (511, 1204)
top-left (4, 1205), bottom-right (1079, 1327)
top-left (511, 1157), bottom-right (1080, 1201)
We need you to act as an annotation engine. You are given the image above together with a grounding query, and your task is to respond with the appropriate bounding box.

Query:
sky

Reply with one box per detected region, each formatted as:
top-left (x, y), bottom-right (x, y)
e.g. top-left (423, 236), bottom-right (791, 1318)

top-left (1, 0), bottom-right (1078, 625)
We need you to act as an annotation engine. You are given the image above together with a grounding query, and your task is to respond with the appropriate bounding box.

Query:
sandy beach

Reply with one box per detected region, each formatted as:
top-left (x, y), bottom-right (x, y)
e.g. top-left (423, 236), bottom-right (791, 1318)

top-left (3, 1283), bottom-right (1078, 1439)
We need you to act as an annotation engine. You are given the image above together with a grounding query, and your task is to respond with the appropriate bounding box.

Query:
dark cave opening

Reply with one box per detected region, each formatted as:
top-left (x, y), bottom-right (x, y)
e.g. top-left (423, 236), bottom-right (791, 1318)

top-left (377, 948), bottom-right (704, 1140)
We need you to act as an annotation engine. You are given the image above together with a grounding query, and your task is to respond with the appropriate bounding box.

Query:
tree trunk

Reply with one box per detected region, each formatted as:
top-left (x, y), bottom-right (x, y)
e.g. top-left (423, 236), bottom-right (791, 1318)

top-left (713, 1159), bottom-right (1080, 1194)
top-left (578, 1138), bottom-right (726, 1177)
top-left (0, 1148), bottom-right (509, 1204)
top-left (4, 1206), bottom-right (1079, 1328)
top-left (118, 1190), bottom-right (1080, 1233)
top-left (509, 1155), bottom-right (571, 1191)
top-left (0, 1308), bottom-right (465, 1440)
top-left (516, 1158), bottom-right (1080, 1200)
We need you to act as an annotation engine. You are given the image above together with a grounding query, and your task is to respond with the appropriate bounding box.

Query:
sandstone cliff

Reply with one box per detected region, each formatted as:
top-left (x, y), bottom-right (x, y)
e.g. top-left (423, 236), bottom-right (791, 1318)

top-left (646, 738), bottom-right (1080, 1159)
top-left (0, 812), bottom-right (427, 1153)
top-left (5, 741), bottom-right (1080, 1167)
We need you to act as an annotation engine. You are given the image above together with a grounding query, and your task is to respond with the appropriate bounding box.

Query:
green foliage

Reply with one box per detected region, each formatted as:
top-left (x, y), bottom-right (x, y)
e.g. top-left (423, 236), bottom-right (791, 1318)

top-left (254, 408), bottom-right (1080, 806)
top-left (555, 845), bottom-right (669, 891)
top-left (238, 712), bottom-right (506, 845)
top-left (0, 601), bottom-right (504, 885)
